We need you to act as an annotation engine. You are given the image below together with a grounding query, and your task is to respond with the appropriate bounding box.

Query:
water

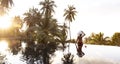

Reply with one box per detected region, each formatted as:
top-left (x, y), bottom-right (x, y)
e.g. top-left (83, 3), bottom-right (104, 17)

top-left (3, 44), bottom-right (120, 64)
top-left (53, 44), bottom-right (120, 64)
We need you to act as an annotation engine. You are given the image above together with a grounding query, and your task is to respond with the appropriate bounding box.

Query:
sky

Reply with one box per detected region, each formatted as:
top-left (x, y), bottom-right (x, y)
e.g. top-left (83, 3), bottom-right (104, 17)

top-left (8, 0), bottom-right (120, 38)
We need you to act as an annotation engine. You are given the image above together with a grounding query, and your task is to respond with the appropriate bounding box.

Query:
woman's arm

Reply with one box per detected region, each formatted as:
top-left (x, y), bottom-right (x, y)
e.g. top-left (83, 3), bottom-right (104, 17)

top-left (81, 31), bottom-right (85, 37)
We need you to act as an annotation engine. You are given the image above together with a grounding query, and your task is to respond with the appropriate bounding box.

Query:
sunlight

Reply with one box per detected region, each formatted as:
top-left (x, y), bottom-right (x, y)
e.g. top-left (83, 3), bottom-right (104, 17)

top-left (0, 16), bottom-right (12, 29)
top-left (0, 40), bottom-right (8, 52)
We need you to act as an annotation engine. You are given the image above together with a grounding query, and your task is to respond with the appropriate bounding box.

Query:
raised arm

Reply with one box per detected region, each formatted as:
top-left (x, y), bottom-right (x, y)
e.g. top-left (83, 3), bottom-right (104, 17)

top-left (81, 31), bottom-right (85, 37)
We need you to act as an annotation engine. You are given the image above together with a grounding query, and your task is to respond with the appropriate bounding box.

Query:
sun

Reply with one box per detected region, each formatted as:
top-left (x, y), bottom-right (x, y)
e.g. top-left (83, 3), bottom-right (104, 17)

top-left (0, 40), bottom-right (8, 52)
top-left (0, 16), bottom-right (12, 29)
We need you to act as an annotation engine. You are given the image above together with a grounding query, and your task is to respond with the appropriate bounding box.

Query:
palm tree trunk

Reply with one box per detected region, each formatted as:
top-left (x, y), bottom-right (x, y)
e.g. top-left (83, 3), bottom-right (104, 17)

top-left (68, 21), bottom-right (71, 53)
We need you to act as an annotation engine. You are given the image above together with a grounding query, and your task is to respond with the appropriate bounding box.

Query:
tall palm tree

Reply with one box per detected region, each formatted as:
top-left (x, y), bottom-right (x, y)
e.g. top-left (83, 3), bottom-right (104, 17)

top-left (39, 0), bottom-right (56, 29)
top-left (63, 5), bottom-right (77, 52)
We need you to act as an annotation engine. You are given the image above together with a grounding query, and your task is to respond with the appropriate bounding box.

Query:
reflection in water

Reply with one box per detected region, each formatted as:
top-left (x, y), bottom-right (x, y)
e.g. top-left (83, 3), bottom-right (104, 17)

top-left (0, 40), bottom-right (8, 52)
top-left (0, 40), bottom-right (26, 64)
top-left (0, 42), bottom-right (120, 64)
top-left (21, 42), bottom-right (26, 49)
top-left (0, 40), bottom-right (9, 64)
top-left (53, 44), bottom-right (120, 64)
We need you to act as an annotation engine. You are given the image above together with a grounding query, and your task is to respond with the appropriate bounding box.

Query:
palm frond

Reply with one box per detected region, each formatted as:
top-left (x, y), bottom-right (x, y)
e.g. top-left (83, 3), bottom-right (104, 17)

top-left (1, 0), bottom-right (13, 8)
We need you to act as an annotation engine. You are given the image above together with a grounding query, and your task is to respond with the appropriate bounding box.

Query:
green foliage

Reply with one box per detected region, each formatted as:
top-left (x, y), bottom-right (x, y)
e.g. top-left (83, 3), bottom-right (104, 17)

top-left (22, 3), bottom-right (68, 63)
top-left (8, 40), bottom-right (21, 55)
top-left (56, 23), bottom-right (69, 51)
top-left (24, 7), bottom-right (41, 27)
top-left (63, 5), bottom-right (77, 39)
top-left (85, 32), bottom-right (120, 46)
top-left (111, 32), bottom-right (120, 46)
top-left (39, 0), bottom-right (56, 18)
top-left (84, 32), bottom-right (111, 45)
top-left (64, 5), bottom-right (77, 22)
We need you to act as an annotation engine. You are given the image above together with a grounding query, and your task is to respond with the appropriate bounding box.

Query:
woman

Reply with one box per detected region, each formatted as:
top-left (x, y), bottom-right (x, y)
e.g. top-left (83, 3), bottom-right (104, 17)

top-left (76, 31), bottom-right (85, 56)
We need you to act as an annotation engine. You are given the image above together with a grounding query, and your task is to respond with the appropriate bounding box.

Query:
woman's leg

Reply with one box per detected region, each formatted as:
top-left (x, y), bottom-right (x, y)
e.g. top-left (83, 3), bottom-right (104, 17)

top-left (77, 46), bottom-right (82, 54)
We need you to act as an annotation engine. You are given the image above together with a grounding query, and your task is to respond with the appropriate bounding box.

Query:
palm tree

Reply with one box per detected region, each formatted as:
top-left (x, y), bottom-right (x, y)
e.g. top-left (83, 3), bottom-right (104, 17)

top-left (24, 7), bottom-right (41, 27)
top-left (36, 18), bottom-right (61, 64)
top-left (56, 23), bottom-right (69, 51)
top-left (39, 0), bottom-right (56, 18)
top-left (63, 5), bottom-right (77, 52)
top-left (64, 5), bottom-right (77, 39)
top-left (23, 8), bottom-right (44, 63)
top-left (22, 7), bottom-right (64, 64)
top-left (0, 0), bottom-right (13, 15)
top-left (0, 0), bottom-right (13, 8)
top-left (39, 0), bottom-right (56, 29)
top-left (23, 18), bottom-right (61, 64)
top-left (62, 53), bottom-right (74, 64)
